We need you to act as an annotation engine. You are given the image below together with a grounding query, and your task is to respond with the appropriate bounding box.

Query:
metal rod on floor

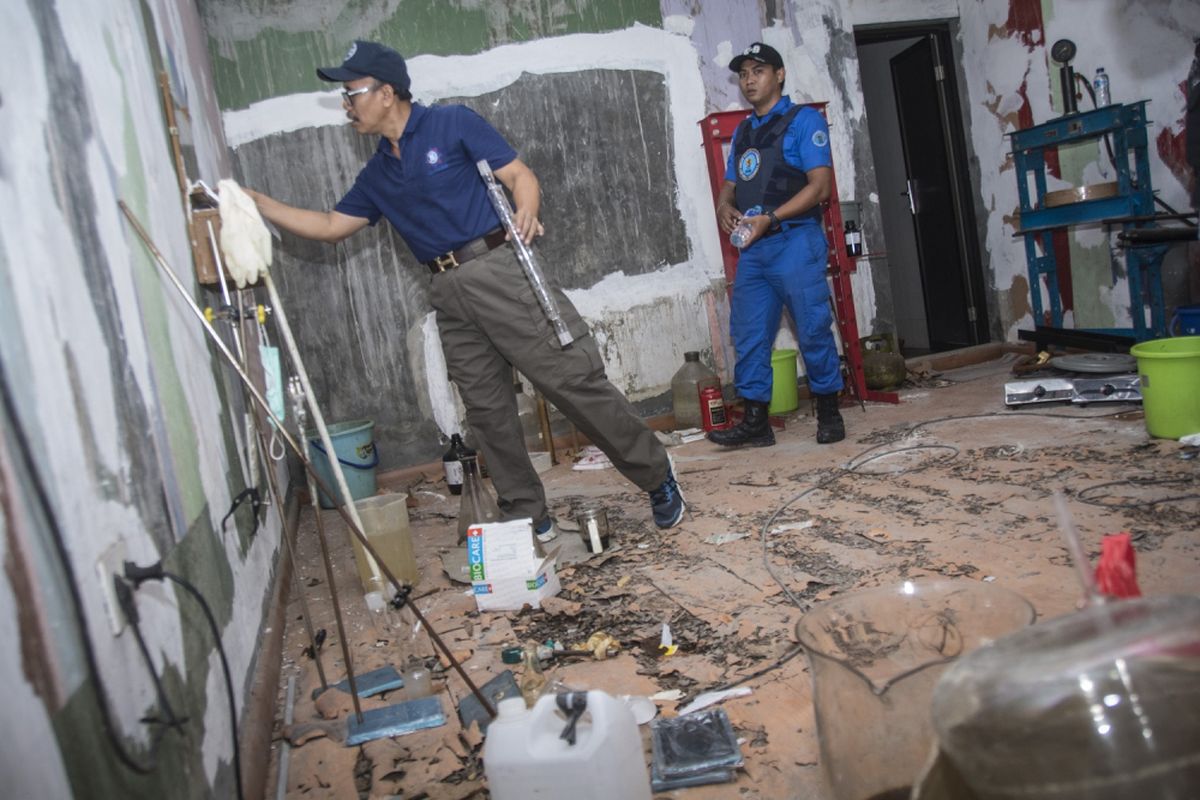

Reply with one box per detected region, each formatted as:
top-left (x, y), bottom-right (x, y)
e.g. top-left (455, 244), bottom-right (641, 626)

top-left (118, 200), bottom-right (497, 719)
top-left (257, 424), bottom-right (329, 692)
top-left (303, 438), bottom-right (364, 721)
top-left (275, 675), bottom-right (296, 800)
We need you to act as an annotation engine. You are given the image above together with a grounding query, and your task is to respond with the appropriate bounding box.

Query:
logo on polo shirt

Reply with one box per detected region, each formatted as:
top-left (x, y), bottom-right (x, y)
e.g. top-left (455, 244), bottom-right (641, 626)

top-left (812, 130), bottom-right (828, 148)
top-left (425, 147), bottom-right (449, 173)
top-left (738, 148), bottom-right (761, 181)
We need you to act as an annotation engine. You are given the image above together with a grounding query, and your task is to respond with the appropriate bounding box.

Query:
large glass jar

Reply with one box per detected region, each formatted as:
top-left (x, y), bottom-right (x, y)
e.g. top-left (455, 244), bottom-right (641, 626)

top-left (670, 351), bottom-right (720, 429)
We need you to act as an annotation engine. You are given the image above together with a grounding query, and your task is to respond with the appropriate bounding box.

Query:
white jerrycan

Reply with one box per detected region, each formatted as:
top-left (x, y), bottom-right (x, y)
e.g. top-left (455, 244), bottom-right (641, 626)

top-left (483, 690), bottom-right (652, 800)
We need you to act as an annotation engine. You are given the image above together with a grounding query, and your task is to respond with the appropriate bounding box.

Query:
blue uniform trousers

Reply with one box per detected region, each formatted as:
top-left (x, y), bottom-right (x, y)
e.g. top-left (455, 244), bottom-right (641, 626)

top-left (730, 223), bottom-right (844, 401)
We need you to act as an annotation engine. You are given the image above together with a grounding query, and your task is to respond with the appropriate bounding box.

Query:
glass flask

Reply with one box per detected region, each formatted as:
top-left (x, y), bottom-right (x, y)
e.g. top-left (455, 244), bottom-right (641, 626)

top-left (455, 454), bottom-right (500, 545)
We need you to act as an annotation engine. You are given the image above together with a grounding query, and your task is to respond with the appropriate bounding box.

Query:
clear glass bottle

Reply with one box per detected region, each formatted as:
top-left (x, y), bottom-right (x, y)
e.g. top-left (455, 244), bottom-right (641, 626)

top-left (671, 351), bottom-right (721, 429)
top-left (456, 454), bottom-right (500, 545)
top-left (519, 643), bottom-right (547, 708)
top-left (402, 655), bottom-right (433, 699)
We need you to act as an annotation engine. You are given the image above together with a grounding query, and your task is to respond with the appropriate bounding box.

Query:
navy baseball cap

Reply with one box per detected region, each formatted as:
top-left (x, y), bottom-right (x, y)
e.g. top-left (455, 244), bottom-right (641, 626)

top-left (729, 42), bottom-right (784, 72)
top-left (317, 40), bottom-right (410, 92)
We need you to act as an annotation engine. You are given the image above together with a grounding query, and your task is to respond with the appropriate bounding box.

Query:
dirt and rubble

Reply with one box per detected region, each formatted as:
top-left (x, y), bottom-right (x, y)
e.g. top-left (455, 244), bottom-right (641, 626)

top-left (265, 357), bottom-right (1199, 799)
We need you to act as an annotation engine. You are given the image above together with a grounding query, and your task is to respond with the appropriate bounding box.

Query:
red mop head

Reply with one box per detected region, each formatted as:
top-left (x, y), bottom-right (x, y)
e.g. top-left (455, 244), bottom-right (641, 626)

top-left (1094, 532), bottom-right (1142, 599)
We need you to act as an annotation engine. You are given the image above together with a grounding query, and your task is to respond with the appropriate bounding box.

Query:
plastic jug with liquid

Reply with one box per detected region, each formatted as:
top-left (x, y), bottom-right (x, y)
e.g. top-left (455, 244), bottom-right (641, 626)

top-left (483, 690), bottom-right (652, 800)
top-left (671, 351), bottom-right (721, 429)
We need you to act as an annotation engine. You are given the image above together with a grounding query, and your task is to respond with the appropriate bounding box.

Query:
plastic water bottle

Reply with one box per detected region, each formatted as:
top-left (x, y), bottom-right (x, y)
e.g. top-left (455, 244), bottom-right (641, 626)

top-left (730, 205), bottom-right (762, 249)
top-left (1093, 67), bottom-right (1112, 177)
top-left (1093, 67), bottom-right (1111, 107)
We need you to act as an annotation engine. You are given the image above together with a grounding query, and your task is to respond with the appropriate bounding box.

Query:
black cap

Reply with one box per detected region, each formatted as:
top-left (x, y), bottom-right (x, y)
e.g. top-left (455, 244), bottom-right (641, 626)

top-left (729, 42), bottom-right (784, 72)
top-left (317, 40), bottom-right (410, 93)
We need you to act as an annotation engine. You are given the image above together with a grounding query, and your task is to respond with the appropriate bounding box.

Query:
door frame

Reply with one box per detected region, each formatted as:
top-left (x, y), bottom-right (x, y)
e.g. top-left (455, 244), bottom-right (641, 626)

top-left (856, 22), bottom-right (990, 346)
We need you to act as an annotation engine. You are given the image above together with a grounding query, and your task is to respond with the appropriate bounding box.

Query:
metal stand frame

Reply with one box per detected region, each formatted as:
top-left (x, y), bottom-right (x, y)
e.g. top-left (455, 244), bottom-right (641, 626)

top-left (1010, 101), bottom-right (1166, 345)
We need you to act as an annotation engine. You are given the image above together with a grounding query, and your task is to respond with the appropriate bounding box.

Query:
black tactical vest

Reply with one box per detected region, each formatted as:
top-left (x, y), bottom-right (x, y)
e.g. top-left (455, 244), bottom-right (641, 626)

top-left (732, 105), bottom-right (815, 219)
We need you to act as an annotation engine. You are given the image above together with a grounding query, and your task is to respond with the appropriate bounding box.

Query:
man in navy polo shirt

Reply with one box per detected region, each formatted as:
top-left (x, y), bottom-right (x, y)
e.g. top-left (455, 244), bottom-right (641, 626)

top-left (246, 41), bottom-right (685, 537)
top-left (707, 42), bottom-right (845, 448)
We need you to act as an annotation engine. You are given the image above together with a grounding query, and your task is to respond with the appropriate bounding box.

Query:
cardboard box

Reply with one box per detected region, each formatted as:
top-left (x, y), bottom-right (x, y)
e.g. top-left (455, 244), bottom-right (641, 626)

top-left (468, 518), bottom-right (560, 611)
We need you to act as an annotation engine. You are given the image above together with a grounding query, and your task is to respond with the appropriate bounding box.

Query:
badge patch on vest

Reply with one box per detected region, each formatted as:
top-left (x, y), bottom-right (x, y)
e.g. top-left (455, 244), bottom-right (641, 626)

top-left (738, 148), bottom-right (762, 181)
top-left (811, 130), bottom-right (828, 148)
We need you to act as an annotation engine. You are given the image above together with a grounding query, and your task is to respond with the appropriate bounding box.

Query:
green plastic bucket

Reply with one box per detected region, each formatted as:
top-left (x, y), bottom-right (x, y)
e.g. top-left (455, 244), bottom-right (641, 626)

top-left (769, 349), bottom-right (800, 415)
top-left (305, 419), bottom-right (378, 508)
top-left (1129, 337), bottom-right (1200, 439)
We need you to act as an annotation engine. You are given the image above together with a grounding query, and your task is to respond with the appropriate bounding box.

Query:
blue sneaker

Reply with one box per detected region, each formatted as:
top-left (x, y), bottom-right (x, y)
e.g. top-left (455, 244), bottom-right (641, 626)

top-left (648, 464), bottom-right (685, 529)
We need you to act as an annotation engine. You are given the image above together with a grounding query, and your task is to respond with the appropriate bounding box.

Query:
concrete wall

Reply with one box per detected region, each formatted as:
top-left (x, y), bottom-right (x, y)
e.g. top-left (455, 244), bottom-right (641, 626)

top-left (1, 0), bottom-right (280, 797)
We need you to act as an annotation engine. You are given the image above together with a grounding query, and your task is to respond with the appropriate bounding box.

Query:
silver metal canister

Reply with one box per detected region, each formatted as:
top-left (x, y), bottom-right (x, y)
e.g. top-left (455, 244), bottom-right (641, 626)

top-left (575, 508), bottom-right (610, 554)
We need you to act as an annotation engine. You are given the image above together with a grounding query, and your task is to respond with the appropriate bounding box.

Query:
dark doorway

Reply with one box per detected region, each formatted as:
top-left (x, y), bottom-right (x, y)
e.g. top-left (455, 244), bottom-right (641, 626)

top-left (857, 25), bottom-right (989, 353)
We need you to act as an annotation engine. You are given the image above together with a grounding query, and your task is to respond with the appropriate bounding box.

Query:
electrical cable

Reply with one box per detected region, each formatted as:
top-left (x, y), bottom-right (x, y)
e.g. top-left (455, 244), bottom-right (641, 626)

top-left (0, 359), bottom-right (162, 775)
top-left (125, 561), bottom-right (246, 800)
top-left (114, 578), bottom-right (187, 737)
top-left (1075, 476), bottom-right (1200, 508)
top-left (709, 408), bottom-right (1146, 694)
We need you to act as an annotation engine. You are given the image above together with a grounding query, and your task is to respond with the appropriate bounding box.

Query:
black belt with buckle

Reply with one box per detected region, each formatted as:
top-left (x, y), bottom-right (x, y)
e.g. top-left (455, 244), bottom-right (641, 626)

top-left (425, 228), bottom-right (508, 273)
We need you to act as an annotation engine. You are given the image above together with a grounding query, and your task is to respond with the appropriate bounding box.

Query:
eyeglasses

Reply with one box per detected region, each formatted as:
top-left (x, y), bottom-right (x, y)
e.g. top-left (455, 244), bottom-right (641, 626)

top-left (341, 83), bottom-right (379, 105)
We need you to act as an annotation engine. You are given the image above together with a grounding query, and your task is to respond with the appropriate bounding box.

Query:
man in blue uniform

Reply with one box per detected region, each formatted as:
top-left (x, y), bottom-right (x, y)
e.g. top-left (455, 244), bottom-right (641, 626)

top-left (708, 42), bottom-right (845, 448)
top-left (246, 41), bottom-right (685, 536)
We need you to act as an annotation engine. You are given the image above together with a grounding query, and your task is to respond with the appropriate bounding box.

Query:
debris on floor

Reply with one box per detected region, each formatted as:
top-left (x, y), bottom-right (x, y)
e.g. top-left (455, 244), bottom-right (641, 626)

top-left (267, 357), bottom-right (1200, 798)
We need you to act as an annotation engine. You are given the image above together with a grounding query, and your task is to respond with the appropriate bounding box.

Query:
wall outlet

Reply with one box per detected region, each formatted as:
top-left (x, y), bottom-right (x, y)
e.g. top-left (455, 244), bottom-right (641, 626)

top-left (95, 541), bottom-right (127, 636)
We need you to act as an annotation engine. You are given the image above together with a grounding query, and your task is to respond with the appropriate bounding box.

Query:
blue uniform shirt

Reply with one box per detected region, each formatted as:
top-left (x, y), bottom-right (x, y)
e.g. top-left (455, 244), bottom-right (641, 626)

top-left (724, 97), bottom-right (832, 186)
top-left (335, 103), bottom-right (517, 263)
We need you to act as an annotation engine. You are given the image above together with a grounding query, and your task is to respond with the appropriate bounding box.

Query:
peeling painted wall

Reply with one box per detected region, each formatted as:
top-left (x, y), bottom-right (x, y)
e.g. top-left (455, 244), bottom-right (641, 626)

top-left (948, 0), bottom-right (1198, 338)
top-left (2, 0), bottom-right (279, 796)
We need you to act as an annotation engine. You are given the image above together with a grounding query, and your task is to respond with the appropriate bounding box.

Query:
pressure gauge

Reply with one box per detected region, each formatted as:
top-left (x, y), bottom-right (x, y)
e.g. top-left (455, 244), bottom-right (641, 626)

top-left (1051, 38), bottom-right (1076, 64)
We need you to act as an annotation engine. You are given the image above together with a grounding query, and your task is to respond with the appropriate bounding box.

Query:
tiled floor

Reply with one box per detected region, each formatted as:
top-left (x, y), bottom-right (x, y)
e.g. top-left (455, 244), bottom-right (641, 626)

top-left (269, 356), bottom-right (1199, 799)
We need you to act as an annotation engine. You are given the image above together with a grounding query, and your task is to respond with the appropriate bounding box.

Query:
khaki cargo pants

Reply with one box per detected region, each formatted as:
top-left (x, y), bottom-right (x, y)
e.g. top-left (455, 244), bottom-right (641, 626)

top-left (429, 244), bottom-right (670, 526)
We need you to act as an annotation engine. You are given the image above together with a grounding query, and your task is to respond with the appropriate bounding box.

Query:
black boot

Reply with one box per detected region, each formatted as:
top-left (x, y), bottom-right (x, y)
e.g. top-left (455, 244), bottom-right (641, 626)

top-left (707, 399), bottom-right (775, 448)
top-left (815, 393), bottom-right (845, 444)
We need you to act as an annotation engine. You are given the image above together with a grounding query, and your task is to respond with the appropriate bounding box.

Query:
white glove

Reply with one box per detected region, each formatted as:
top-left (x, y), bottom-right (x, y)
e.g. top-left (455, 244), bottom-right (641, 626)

top-left (218, 179), bottom-right (272, 288)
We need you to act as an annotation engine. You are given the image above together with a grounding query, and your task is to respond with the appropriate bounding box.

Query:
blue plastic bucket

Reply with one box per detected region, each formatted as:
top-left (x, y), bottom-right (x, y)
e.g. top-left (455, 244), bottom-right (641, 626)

top-left (1172, 304), bottom-right (1200, 336)
top-left (306, 419), bottom-right (378, 509)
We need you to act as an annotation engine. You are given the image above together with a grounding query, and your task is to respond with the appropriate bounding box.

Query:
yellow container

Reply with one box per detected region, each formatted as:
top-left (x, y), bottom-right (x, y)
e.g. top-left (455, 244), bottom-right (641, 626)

top-left (350, 493), bottom-right (419, 593)
top-left (769, 349), bottom-right (799, 414)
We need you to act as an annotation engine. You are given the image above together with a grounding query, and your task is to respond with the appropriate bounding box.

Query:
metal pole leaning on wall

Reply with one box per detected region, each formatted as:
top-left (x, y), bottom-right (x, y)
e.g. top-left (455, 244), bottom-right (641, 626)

top-left (117, 201), bottom-right (497, 719)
